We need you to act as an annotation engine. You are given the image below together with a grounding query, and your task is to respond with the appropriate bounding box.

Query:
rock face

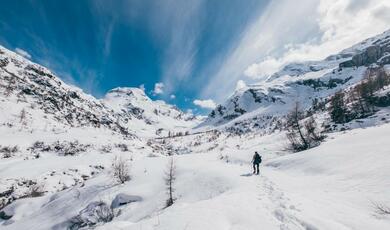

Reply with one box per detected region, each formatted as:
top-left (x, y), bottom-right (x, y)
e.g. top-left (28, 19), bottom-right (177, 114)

top-left (110, 193), bottom-right (142, 209)
top-left (205, 87), bottom-right (286, 126)
top-left (339, 32), bottom-right (390, 68)
top-left (67, 201), bottom-right (114, 229)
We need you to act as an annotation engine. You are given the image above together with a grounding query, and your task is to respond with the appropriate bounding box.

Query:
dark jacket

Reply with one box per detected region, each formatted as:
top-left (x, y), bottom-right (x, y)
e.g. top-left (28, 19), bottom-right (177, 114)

top-left (252, 153), bottom-right (261, 164)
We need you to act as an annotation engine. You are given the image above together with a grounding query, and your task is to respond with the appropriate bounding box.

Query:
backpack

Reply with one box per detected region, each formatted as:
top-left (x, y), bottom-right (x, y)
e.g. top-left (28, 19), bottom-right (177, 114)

top-left (254, 154), bottom-right (261, 164)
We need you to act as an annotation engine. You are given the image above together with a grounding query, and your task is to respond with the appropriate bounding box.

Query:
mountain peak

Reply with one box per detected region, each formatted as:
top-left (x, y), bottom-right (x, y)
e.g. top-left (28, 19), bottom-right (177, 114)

top-left (105, 87), bottom-right (149, 101)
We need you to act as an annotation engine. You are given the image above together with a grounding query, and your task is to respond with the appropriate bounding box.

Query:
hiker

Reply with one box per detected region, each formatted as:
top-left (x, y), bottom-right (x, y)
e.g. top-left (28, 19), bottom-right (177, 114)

top-left (252, 152), bottom-right (262, 175)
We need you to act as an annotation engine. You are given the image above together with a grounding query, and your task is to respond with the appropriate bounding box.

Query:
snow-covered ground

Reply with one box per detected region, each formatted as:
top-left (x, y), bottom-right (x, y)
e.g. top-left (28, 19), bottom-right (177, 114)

top-left (1, 24), bottom-right (390, 230)
top-left (1, 122), bottom-right (389, 229)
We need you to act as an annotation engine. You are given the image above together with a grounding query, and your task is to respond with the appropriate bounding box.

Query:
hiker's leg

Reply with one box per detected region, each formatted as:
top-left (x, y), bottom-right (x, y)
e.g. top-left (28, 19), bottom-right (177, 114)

top-left (253, 164), bottom-right (256, 173)
top-left (256, 164), bottom-right (259, 174)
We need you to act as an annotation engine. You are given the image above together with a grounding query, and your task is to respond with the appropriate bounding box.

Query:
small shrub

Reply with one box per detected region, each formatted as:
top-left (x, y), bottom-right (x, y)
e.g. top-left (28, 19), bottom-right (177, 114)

top-left (19, 108), bottom-right (27, 126)
top-left (115, 143), bottom-right (128, 152)
top-left (28, 141), bottom-right (51, 153)
top-left (53, 141), bottom-right (89, 156)
top-left (112, 156), bottom-right (130, 184)
top-left (29, 141), bottom-right (89, 156)
top-left (100, 145), bottom-right (112, 153)
top-left (0, 145), bottom-right (19, 158)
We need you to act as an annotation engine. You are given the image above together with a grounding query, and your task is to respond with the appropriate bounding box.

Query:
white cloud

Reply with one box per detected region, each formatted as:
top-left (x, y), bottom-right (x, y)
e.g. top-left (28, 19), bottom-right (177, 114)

top-left (139, 84), bottom-right (145, 92)
top-left (193, 99), bottom-right (216, 109)
top-left (15, 48), bottom-right (31, 59)
top-left (186, 109), bottom-right (193, 115)
top-left (202, 0), bottom-right (390, 101)
top-left (235, 80), bottom-right (247, 91)
top-left (244, 57), bottom-right (283, 79)
top-left (170, 94), bottom-right (176, 99)
top-left (153, 82), bottom-right (164, 95)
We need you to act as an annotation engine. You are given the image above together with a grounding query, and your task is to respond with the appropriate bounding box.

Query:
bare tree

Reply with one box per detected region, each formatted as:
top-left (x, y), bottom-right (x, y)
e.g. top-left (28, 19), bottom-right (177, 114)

top-left (165, 157), bottom-right (176, 207)
top-left (286, 102), bottom-right (309, 151)
top-left (20, 108), bottom-right (27, 126)
top-left (112, 156), bottom-right (130, 184)
top-left (304, 117), bottom-right (325, 143)
top-left (286, 102), bottom-right (325, 152)
top-left (347, 67), bottom-right (390, 117)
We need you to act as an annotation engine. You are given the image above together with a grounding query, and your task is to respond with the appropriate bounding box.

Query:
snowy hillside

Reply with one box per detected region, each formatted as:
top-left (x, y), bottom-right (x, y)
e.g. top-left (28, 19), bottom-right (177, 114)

top-left (1, 119), bottom-right (389, 229)
top-left (102, 87), bottom-right (201, 137)
top-left (200, 30), bottom-right (390, 132)
top-left (0, 45), bottom-right (133, 137)
top-left (1, 29), bottom-right (390, 230)
top-left (0, 45), bottom-right (200, 139)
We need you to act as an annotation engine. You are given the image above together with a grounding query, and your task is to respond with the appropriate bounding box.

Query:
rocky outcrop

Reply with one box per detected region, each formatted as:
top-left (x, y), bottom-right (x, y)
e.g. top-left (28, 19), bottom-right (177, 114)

top-left (340, 35), bottom-right (390, 68)
top-left (110, 193), bottom-right (142, 209)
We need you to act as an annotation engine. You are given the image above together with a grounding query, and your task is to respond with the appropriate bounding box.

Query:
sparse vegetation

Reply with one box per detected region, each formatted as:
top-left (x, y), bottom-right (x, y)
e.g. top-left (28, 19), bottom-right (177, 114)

top-left (100, 144), bottom-right (112, 153)
top-left (286, 102), bottom-right (325, 152)
top-left (27, 141), bottom-right (89, 156)
top-left (53, 141), bottom-right (89, 156)
top-left (0, 145), bottom-right (19, 158)
top-left (329, 91), bottom-right (349, 124)
top-left (3, 76), bottom-right (15, 97)
top-left (115, 143), bottom-right (129, 152)
top-left (165, 157), bottom-right (176, 208)
top-left (329, 67), bottom-right (390, 124)
top-left (112, 156), bottom-right (131, 184)
top-left (19, 108), bottom-right (27, 125)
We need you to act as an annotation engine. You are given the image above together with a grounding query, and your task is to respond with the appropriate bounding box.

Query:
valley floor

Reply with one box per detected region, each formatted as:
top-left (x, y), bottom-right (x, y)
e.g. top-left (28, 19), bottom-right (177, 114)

top-left (1, 124), bottom-right (390, 229)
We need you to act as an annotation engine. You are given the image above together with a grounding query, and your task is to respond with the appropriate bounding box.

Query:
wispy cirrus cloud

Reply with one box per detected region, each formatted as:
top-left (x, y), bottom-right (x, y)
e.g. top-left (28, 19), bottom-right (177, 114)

top-left (201, 0), bottom-right (390, 102)
top-left (15, 47), bottom-right (31, 59)
top-left (147, 0), bottom-right (205, 95)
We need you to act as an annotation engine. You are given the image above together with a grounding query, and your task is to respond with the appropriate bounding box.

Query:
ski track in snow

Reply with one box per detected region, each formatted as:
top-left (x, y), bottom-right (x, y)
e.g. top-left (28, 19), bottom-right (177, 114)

top-left (257, 175), bottom-right (317, 230)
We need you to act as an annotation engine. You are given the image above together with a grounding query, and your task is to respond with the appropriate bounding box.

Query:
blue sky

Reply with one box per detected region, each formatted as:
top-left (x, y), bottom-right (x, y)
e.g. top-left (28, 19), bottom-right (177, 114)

top-left (1, 0), bottom-right (389, 113)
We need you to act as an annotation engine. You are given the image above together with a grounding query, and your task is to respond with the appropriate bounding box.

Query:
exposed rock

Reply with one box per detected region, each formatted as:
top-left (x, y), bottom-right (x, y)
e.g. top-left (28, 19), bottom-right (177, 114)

top-left (110, 193), bottom-right (142, 209)
top-left (67, 201), bottom-right (114, 229)
top-left (340, 41), bottom-right (390, 68)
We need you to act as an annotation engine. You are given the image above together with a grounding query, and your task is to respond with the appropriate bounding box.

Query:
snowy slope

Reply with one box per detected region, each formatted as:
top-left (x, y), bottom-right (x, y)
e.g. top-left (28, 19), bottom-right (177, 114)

top-left (102, 87), bottom-right (201, 137)
top-left (0, 44), bottom-right (201, 217)
top-left (2, 122), bottom-right (389, 229)
top-left (0, 45), bottom-right (134, 137)
top-left (0, 45), bottom-right (200, 139)
top-left (200, 29), bottom-right (390, 131)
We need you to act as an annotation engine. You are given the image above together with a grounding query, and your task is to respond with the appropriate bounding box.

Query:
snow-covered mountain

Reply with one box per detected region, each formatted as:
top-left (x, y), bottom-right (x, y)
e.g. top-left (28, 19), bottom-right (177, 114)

top-left (0, 45), bottom-right (200, 138)
top-left (200, 30), bottom-right (390, 133)
top-left (0, 45), bottom-right (133, 136)
top-left (102, 87), bottom-right (201, 137)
